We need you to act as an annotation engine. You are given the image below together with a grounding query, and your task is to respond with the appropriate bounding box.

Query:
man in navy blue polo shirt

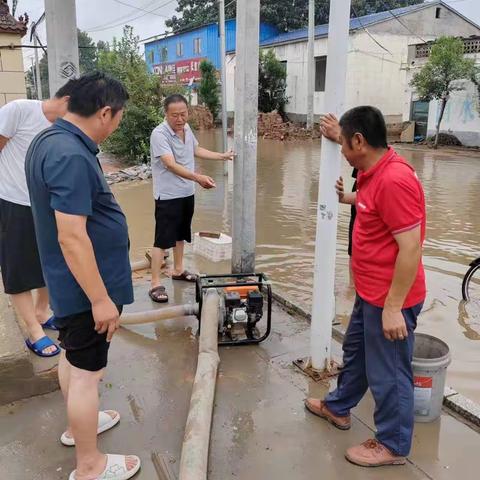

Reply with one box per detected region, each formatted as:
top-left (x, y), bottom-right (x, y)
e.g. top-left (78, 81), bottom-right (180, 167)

top-left (26, 73), bottom-right (140, 480)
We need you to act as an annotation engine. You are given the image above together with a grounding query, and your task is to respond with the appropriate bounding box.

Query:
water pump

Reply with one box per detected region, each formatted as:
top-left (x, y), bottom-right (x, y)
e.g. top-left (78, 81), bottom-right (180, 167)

top-left (195, 273), bottom-right (272, 346)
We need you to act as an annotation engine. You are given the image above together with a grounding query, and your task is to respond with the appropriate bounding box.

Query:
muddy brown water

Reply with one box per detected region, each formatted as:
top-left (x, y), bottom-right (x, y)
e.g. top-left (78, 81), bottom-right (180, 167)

top-left (113, 129), bottom-right (480, 403)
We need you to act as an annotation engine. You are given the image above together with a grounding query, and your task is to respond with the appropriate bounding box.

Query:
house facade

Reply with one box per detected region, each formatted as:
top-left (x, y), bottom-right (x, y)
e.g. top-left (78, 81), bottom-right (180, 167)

top-left (224, 1), bottom-right (480, 125)
top-left (144, 19), bottom-right (278, 85)
top-left (0, 0), bottom-right (28, 105)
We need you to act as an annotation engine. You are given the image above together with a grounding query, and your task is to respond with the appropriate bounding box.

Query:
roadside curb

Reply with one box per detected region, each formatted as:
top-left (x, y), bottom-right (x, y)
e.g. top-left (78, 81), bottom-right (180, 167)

top-left (271, 290), bottom-right (480, 429)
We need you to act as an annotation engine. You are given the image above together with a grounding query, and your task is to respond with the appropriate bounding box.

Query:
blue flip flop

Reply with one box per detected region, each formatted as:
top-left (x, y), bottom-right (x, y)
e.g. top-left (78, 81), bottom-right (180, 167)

top-left (25, 336), bottom-right (61, 357)
top-left (42, 316), bottom-right (59, 331)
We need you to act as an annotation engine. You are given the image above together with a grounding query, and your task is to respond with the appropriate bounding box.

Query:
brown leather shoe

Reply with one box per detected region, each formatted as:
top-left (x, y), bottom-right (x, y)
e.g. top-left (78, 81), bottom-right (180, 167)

top-left (304, 398), bottom-right (351, 430)
top-left (345, 439), bottom-right (406, 467)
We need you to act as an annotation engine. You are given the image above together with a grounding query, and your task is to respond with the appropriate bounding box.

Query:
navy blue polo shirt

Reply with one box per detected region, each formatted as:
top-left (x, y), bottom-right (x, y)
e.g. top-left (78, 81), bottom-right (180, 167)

top-left (25, 118), bottom-right (133, 318)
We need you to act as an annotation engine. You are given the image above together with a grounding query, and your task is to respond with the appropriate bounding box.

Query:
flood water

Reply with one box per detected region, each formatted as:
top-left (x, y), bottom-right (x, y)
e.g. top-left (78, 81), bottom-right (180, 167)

top-left (113, 129), bottom-right (480, 403)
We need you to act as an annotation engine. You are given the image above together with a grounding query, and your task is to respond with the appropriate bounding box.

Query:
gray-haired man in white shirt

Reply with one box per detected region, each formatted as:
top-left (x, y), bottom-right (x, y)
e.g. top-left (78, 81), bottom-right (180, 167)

top-left (149, 94), bottom-right (233, 303)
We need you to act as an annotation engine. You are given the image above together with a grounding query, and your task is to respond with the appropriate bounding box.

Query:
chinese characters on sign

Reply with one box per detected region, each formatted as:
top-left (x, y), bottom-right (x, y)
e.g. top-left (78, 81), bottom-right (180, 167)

top-left (153, 58), bottom-right (206, 84)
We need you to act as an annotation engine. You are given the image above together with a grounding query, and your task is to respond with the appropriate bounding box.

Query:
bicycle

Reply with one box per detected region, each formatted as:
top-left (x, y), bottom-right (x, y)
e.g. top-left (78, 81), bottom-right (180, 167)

top-left (462, 257), bottom-right (480, 302)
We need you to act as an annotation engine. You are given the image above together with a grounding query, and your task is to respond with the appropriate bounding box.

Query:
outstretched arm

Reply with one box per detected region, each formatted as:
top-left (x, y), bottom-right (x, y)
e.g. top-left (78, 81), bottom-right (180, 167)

top-left (195, 146), bottom-right (234, 161)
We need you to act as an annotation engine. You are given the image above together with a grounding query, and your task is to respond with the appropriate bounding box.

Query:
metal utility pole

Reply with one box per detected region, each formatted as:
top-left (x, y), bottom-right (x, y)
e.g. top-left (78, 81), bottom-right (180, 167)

top-left (45, 0), bottom-right (79, 96)
top-left (306, 0), bottom-right (315, 129)
top-left (218, 0), bottom-right (231, 180)
top-left (231, 0), bottom-right (260, 274)
top-left (33, 34), bottom-right (43, 100)
top-left (30, 14), bottom-right (46, 101)
top-left (30, 57), bottom-right (38, 99)
top-left (310, 0), bottom-right (351, 371)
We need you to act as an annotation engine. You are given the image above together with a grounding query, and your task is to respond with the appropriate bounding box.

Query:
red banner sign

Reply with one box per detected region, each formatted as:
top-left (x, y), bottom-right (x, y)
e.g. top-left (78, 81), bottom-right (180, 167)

top-left (153, 58), bottom-right (206, 85)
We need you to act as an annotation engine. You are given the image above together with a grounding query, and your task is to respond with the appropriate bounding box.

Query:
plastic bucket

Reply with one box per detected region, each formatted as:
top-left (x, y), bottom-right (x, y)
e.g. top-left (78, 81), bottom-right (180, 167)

top-left (412, 333), bottom-right (451, 422)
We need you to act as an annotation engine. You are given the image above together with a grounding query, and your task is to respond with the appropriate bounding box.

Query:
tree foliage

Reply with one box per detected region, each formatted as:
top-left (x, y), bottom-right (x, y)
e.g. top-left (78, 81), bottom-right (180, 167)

top-left (198, 60), bottom-right (220, 118)
top-left (410, 36), bottom-right (477, 148)
top-left (165, 0), bottom-right (424, 33)
top-left (97, 26), bottom-right (163, 164)
top-left (258, 50), bottom-right (288, 114)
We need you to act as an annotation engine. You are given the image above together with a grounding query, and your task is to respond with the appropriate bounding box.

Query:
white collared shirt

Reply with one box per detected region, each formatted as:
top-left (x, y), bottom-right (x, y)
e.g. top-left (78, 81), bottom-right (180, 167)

top-left (150, 121), bottom-right (199, 200)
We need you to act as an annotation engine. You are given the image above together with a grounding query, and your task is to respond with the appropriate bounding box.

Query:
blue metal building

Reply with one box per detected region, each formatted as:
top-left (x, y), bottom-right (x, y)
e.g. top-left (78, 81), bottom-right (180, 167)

top-left (144, 19), bottom-right (278, 84)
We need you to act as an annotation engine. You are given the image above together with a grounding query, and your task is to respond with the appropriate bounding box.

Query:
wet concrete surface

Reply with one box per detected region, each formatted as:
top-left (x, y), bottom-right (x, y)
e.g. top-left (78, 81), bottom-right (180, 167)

top-left (113, 131), bottom-right (480, 403)
top-left (1, 278), bottom-right (479, 480)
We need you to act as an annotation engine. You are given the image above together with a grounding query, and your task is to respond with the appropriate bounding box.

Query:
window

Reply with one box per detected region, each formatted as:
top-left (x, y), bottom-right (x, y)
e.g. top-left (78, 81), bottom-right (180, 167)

top-left (464, 38), bottom-right (480, 54)
top-left (176, 42), bottom-right (184, 57)
top-left (315, 56), bottom-right (327, 92)
top-left (193, 38), bottom-right (202, 54)
top-left (147, 50), bottom-right (154, 64)
top-left (280, 60), bottom-right (287, 73)
top-left (435, 7), bottom-right (441, 19)
top-left (161, 47), bottom-right (168, 62)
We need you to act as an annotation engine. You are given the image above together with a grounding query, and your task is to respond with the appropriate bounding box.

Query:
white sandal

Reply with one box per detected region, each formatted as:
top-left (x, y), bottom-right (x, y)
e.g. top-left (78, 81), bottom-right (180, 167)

top-left (61, 410), bottom-right (121, 446)
top-left (69, 454), bottom-right (141, 480)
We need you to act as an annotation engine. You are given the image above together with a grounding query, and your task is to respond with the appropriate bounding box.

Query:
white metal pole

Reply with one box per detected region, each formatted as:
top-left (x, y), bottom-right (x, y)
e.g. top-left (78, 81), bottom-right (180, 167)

top-left (30, 57), bottom-right (37, 99)
top-left (45, 0), bottom-right (79, 96)
top-left (33, 35), bottom-right (43, 100)
top-left (306, 0), bottom-right (315, 129)
top-left (310, 0), bottom-right (351, 371)
top-left (218, 0), bottom-right (230, 180)
top-left (231, 0), bottom-right (260, 274)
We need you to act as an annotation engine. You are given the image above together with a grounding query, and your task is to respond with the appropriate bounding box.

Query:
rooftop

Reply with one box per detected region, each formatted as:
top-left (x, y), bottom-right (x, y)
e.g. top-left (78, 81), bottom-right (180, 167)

top-left (260, 1), bottom-right (479, 47)
top-left (0, 0), bottom-right (28, 36)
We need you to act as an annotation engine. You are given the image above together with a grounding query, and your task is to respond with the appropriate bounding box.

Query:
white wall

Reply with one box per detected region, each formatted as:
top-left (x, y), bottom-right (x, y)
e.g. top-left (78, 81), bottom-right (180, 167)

top-left (227, 32), bottom-right (409, 120)
top-left (226, 3), bottom-right (480, 122)
top-left (427, 81), bottom-right (480, 147)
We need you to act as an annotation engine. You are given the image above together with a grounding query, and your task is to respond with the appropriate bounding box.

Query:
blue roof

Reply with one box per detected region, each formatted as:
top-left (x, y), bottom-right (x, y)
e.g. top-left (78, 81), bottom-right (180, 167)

top-left (260, 2), bottom-right (440, 47)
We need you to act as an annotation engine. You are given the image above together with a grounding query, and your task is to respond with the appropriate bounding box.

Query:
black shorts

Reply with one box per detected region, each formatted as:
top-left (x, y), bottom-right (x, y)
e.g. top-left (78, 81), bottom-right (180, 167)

top-left (154, 195), bottom-right (195, 249)
top-left (0, 198), bottom-right (45, 294)
top-left (56, 306), bottom-right (122, 372)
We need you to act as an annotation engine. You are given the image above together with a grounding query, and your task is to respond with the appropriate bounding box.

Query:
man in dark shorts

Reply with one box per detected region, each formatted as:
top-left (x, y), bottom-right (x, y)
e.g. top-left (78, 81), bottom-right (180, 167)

top-left (148, 94), bottom-right (233, 303)
top-left (307, 106), bottom-right (426, 467)
top-left (0, 82), bottom-right (75, 356)
top-left (26, 73), bottom-right (140, 480)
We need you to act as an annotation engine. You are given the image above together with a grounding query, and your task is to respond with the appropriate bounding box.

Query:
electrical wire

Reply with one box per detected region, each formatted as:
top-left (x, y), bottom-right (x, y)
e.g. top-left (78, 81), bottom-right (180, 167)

top-left (351, 5), bottom-right (393, 55)
top-left (87, 0), bottom-right (175, 33)
top-left (379, 1), bottom-right (429, 44)
top-left (111, 0), bottom-right (168, 18)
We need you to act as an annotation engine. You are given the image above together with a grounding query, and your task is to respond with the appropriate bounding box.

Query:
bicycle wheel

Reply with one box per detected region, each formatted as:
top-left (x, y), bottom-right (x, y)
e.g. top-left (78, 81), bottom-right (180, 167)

top-left (462, 261), bottom-right (480, 302)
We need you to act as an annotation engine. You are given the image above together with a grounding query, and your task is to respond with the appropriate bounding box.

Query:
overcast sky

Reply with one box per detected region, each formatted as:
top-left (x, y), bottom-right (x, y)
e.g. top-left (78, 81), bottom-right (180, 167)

top-left (16, 0), bottom-right (480, 66)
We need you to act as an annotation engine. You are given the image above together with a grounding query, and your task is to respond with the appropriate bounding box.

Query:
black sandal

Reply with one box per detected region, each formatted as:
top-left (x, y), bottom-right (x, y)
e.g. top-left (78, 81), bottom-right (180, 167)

top-left (171, 270), bottom-right (198, 283)
top-left (149, 286), bottom-right (169, 303)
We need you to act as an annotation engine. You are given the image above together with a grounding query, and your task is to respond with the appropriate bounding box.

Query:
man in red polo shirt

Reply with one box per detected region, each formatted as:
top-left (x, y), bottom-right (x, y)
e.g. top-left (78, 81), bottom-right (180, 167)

top-left (307, 106), bottom-right (426, 467)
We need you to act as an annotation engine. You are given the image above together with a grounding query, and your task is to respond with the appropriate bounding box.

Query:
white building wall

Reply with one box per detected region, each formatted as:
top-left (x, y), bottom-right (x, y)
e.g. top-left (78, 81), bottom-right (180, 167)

top-left (226, 3), bottom-right (480, 123)
top-left (228, 31), bottom-right (419, 122)
top-left (427, 81), bottom-right (480, 147)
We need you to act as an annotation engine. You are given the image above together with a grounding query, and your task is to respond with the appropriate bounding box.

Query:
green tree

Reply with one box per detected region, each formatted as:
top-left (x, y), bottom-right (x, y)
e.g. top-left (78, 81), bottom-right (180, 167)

top-left (98, 26), bottom-right (163, 164)
top-left (198, 60), bottom-right (220, 118)
top-left (78, 29), bottom-right (98, 74)
top-left (166, 0), bottom-right (424, 33)
top-left (258, 49), bottom-right (288, 114)
top-left (410, 36), bottom-right (477, 148)
top-left (26, 53), bottom-right (49, 99)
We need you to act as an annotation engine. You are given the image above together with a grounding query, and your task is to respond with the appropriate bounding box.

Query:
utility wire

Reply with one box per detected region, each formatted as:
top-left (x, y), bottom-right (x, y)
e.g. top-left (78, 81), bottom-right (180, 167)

top-left (111, 0), bottom-right (168, 18)
top-left (380, 1), bottom-right (428, 44)
top-left (87, 0), bottom-right (175, 33)
top-left (351, 5), bottom-right (393, 55)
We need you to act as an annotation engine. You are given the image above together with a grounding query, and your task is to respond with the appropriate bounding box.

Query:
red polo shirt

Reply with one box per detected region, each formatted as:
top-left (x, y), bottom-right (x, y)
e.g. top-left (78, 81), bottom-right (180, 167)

top-left (352, 147), bottom-right (426, 308)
